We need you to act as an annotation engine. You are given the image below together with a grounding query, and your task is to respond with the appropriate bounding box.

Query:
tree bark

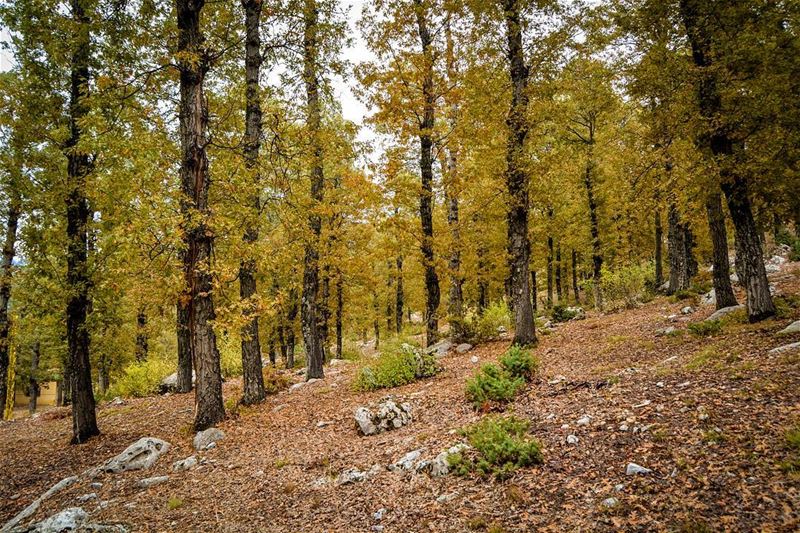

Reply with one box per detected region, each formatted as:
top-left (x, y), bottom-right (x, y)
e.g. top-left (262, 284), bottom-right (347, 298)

top-left (395, 256), bottom-right (404, 334)
top-left (285, 288), bottom-right (298, 368)
top-left (385, 260), bottom-right (394, 332)
top-left (177, 0), bottom-right (225, 430)
top-left (28, 343), bottom-right (40, 415)
top-left (654, 209), bottom-right (663, 288)
top-left (0, 188), bottom-right (19, 416)
top-left (335, 268), bottom-right (343, 358)
top-left (135, 309), bottom-right (148, 363)
top-left (66, 0), bottom-right (99, 444)
top-left (301, 0), bottom-right (325, 379)
top-left (530, 270), bottom-right (537, 313)
top-left (667, 204), bottom-right (693, 293)
top-left (584, 145), bottom-right (603, 310)
top-left (555, 243), bottom-right (562, 303)
top-left (503, 0), bottom-right (535, 345)
top-left (546, 235), bottom-right (553, 308)
top-left (705, 190), bottom-right (738, 309)
top-left (414, 0), bottom-right (441, 347)
top-left (176, 299), bottom-right (193, 392)
top-left (239, 0), bottom-right (266, 405)
top-left (372, 290), bottom-right (380, 351)
top-left (571, 249), bottom-right (580, 304)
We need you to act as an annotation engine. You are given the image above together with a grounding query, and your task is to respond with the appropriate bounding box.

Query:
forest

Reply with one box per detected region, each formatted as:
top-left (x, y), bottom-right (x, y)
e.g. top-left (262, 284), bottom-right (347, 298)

top-left (0, 0), bottom-right (799, 531)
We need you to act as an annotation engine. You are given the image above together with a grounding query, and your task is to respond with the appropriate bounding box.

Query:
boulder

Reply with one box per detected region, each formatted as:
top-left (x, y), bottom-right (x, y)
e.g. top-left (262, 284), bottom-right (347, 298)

top-left (681, 306), bottom-right (694, 315)
top-left (354, 398), bottom-right (412, 436)
top-left (625, 462), bottom-right (651, 475)
top-left (33, 507), bottom-right (88, 533)
top-left (137, 476), bottom-right (169, 489)
top-left (700, 289), bottom-right (716, 306)
top-left (778, 320), bottom-right (800, 335)
top-left (455, 343), bottom-right (473, 354)
top-left (566, 435), bottom-right (579, 445)
top-left (566, 306), bottom-right (586, 320)
top-left (655, 326), bottom-right (676, 337)
top-left (706, 304), bottom-right (745, 322)
top-left (103, 438), bottom-right (171, 473)
top-left (426, 444), bottom-right (469, 477)
top-left (769, 342), bottom-right (800, 355)
top-left (193, 428), bottom-right (225, 451)
top-left (426, 339), bottom-right (453, 358)
top-left (1, 476), bottom-right (79, 532)
top-left (389, 449), bottom-right (425, 472)
top-left (335, 465), bottom-right (381, 486)
top-left (159, 371), bottom-right (194, 394)
top-left (470, 355), bottom-right (479, 364)
top-left (172, 456), bottom-right (197, 472)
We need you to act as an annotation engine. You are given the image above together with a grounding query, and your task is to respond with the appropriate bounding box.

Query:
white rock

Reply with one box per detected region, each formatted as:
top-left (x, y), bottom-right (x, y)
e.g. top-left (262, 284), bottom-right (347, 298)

top-left (455, 343), bottom-right (473, 354)
top-left (373, 508), bottom-right (386, 521)
top-left (633, 400), bottom-right (651, 409)
top-left (602, 497), bottom-right (619, 508)
top-left (426, 339), bottom-right (453, 357)
top-left (656, 381), bottom-right (665, 388)
top-left (172, 456), bottom-right (197, 472)
top-left (576, 415), bottom-right (591, 426)
top-left (0, 476), bottom-right (79, 532)
top-left (619, 424), bottom-right (629, 432)
top-left (655, 326), bottom-right (676, 336)
top-left (436, 492), bottom-right (458, 503)
top-left (193, 428), bottom-right (225, 451)
top-left (272, 404), bottom-right (288, 413)
top-left (700, 290), bottom-right (716, 306)
top-left (625, 463), bottom-right (652, 475)
top-left (681, 306), bottom-right (694, 315)
top-left (34, 507), bottom-right (88, 533)
top-left (769, 342), bottom-right (800, 355)
top-left (706, 304), bottom-right (745, 322)
top-left (548, 375), bottom-right (567, 384)
top-left (137, 476), bottom-right (169, 489)
top-left (336, 468), bottom-right (367, 485)
top-left (566, 435), bottom-right (579, 445)
top-left (316, 421), bottom-right (333, 428)
top-left (76, 493), bottom-right (97, 503)
top-left (560, 424), bottom-right (570, 430)
top-left (470, 355), bottom-right (479, 364)
top-left (159, 371), bottom-right (195, 393)
top-left (778, 320), bottom-right (800, 335)
top-left (90, 482), bottom-right (103, 490)
top-left (614, 483), bottom-right (624, 492)
top-left (390, 449), bottom-right (425, 472)
top-left (354, 398), bottom-right (412, 436)
top-left (103, 437), bottom-right (171, 473)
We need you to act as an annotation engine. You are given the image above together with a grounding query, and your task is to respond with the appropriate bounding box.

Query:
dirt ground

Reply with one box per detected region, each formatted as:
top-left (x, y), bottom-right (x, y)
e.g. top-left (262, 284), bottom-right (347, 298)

top-left (2, 268), bottom-right (800, 532)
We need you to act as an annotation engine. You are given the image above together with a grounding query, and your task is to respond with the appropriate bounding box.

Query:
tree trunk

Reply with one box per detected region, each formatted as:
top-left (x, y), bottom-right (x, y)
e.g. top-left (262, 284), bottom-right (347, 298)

top-left (530, 270), bottom-right (537, 313)
top-left (555, 243), bottom-right (562, 303)
top-left (28, 343), bottom-right (40, 415)
top-left (476, 225), bottom-right (488, 314)
top-left (414, 0), bottom-right (440, 347)
top-left (705, 190), bottom-right (738, 309)
top-left (546, 235), bottom-right (553, 308)
top-left (286, 288), bottom-right (298, 369)
top-left (503, 0), bottom-right (535, 345)
top-left (372, 291), bottom-right (380, 351)
top-left (177, 0), bottom-right (225, 430)
top-left (584, 146), bottom-right (603, 310)
top-left (320, 267), bottom-right (330, 357)
top-left (654, 210), bottom-right (663, 288)
top-left (385, 260), bottom-right (394, 332)
top-left (66, 0), bottom-right (98, 444)
top-left (135, 309), bottom-right (148, 362)
top-left (395, 256), bottom-right (404, 334)
top-left (176, 300), bottom-right (193, 392)
top-left (571, 249), bottom-right (580, 303)
top-left (668, 204), bottom-right (690, 293)
top-left (0, 189), bottom-right (19, 416)
top-left (679, 0), bottom-right (774, 322)
top-left (239, 0), bottom-right (266, 405)
top-left (301, 0), bottom-right (325, 379)
top-left (97, 359), bottom-right (109, 395)
top-left (335, 269), bottom-right (343, 358)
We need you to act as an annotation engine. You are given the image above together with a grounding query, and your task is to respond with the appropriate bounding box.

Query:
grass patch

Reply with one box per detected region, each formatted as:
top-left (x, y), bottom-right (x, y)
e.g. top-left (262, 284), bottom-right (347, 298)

top-left (167, 497), bottom-right (184, 510)
top-left (353, 340), bottom-right (440, 391)
top-left (779, 425), bottom-right (800, 475)
top-left (688, 320), bottom-right (722, 337)
top-left (701, 428), bottom-right (726, 444)
top-left (462, 302), bottom-right (512, 342)
top-left (449, 415), bottom-right (543, 480)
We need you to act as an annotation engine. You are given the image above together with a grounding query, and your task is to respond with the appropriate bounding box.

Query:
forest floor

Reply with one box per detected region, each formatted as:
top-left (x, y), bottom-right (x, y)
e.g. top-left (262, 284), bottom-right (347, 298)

top-left (2, 269), bottom-right (800, 532)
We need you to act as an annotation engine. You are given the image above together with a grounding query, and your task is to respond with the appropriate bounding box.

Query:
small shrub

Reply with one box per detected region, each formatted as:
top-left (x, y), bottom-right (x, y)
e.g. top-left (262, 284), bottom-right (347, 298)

top-left (107, 357), bottom-right (174, 399)
top-left (499, 345), bottom-right (538, 381)
top-left (551, 304), bottom-right (579, 323)
top-left (451, 415), bottom-right (543, 479)
top-left (671, 289), bottom-right (697, 302)
top-left (465, 364), bottom-right (524, 408)
top-left (167, 497), bottom-right (184, 510)
top-left (262, 366), bottom-right (290, 394)
top-left (780, 425), bottom-right (800, 474)
top-left (465, 302), bottom-right (512, 342)
top-left (688, 320), bottom-right (722, 337)
top-left (600, 262), bottom-right (656, 310)
top-left (353, 342), bottom-right (440, 392)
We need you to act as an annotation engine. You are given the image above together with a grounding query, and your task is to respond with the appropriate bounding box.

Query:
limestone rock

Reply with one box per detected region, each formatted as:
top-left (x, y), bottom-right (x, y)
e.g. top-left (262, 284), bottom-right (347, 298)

top-left (172, 456), bottom-right (197, 472)
top-left (354, 398), bottom-right (412, 436)
top-left (625, 462), bottom-right (651, 475)
top-left (681, 306), bottom-right (694, 315)
top-left (424, 444), bottom-right (469, 478)
top-left (455, 343), bottom-right (473, 354)
top-left (389, 449), bottom-right (424, 472)
top-left (769, 341), bottom-right (800, 355)
top-left (470, 355), bottom-right (479, 364)
top-left (103, 438), bottom-right (171, 473)
top-left (33, 507), bottom-right (88, 533)
top-left (700, 289), bottom-right (716, 306)
top-left (159, 371), bottom-right (194, 394)
top-left (706, 304), bottom-right (745, 322)
top-left (655, 326), bottom-right (676, 337)
top-left (778, 320), bottom-right (800, 335)
top-left (426, 339), bottom-right (453, 357)
top-left (566, 435), bottom-right (579, 445)
top-left (137, 476), bottom-right (169, 489)
top-left (193, 428), bottom-right (224, 451)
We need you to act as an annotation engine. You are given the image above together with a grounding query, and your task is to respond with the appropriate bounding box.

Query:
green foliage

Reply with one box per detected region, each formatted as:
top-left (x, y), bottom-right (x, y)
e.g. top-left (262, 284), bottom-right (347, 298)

top-left (218, 334), bottom-right (243, 378)
top-left (353, 340), bottom-right (440, 391)
top-left (498, 345), bottom-right (538, 381)
top-left (465, 364), bottom-right (524, 408)
top-left (464, 302), bottom-right (511, 342)
top-left (106, 357), bottom-right (173, 399)
top-left (774, 294), bottom-right (800, 319)
top-left (671, 289), bottom-right (697, 302)
top-left (262, 366), bottom-right (290, 394)
top-left (451, 415), bottom-right (543, 479)
top-left (167, 497), bottom-right (184, 510)
top-left (779, 425), bottom-right (800, 474)
top-left (551, 304), bottom-right (579, 322)
top-left (600, 262), bottom-right (655, 310)
top-left (688, 320), bottom-right (722, 337)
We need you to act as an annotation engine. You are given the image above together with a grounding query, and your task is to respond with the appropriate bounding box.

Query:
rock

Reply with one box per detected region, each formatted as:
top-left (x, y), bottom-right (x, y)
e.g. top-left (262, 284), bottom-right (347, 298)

top-left (76, 493), bottom-right (97, 503)
top-left (137, 475), bottom-right (169, 489)
top-left (470, 355), bottom-right (479, 364)
top-left (619, 424), bottom-right (629, 432)
top-left (335, 468), bottom-right (367, 485)
top-left (700, 289), bottom-right (716, 306)
top-left (706, 304), bottom-right (745, 322)
top-left (206, 442), bottom-right (217, 450)
top-left (1, 476), bottom-right (79, 532)
top-left (371, 526), bottom-right (384, 532)
top-left (316, 420), bottom-right (333, 428)
top-left (426, 444), bottom-right (469, 477)
top-left (103, 437), bottom-right (171, 473)
top-left (455, 343), bottom-right (473, 354)
top-left (681, 306), bottom-right (694, 315)
top-left (172, 456), bottom-right (197, 472)
top-left (354, 398), bottom-right (412, 436)
top-left (548, 374), bottom-right (567, 384)
top-left (730, 272), bottom-right (739, 284)
top-left (193, 428), bottom-right (225, 451)
top-left (289, 382), bottom-right (305, 392)
top-left (658, 281), bottom-right (669, 291)
top-left (656, 381), bottom-right (665, 388)
top-left (390, 449), bottom-right (425, 472)
top-left (614, 483), bottom-right (624, 492)
top-left (436, 492), bottom-right (458, 503)
top-left (90, 482), bottom-right (103, 490)
top-left (111, 397), bottom-right (124, 406)
top-left (329, 358), bottom-right (350, 367)
top-left (625, 463), bottom-right (651, 476)
top-left (769, 342), bottom-right (800, 355)
top-left (576, 415), bottom-right (591, 426)
top-left (373, 509), bottom-right (386, 521)
top-left (159, 371), bottom-right (194, 394)
top-left (33, 507), bottom-right (88, 532)
top-left (272, 404), bottom-right (289, 413)
top-left (566, 435), bottom-right (579, 445)
top-left (560, 424), bottom-right (570, 430)
top-left (426, 339), bottom-right (453, 357)
top-left (602, 497), bottom-right (619, 508)
top-left (565, 306), bottom-right (586, 320)
top-left (633, 400), bottom-right (651, 409)
top-left (778, 320), bottom-right (800, 335)
top-left (497, 325), bottom-right (507, 334)
top-left (655, 326), bottom-right (676, 337)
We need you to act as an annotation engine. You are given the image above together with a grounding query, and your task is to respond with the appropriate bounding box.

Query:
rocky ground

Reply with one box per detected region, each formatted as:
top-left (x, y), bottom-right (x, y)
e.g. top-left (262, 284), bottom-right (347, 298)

top-left (2, 268), bottom-right (800, 532)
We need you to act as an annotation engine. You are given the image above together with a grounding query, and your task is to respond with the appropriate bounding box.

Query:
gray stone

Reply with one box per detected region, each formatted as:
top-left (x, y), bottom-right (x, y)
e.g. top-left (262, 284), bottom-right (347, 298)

top-left (137, 475), bottom-right (169, 489)
top-left (681, 306), bottom-right (694, 315)
top-left (436, 492), bottom-right (458, 503)
top-left (769, 341), bottom-right (800, 355)
top-left (354, 407), bottom-right (378, 436)
top-left (90, 482), bottom-right (103, 490)
top-left (566, 435), bottom-right (579, 445)
top-left (425, 444), bottom-right (469, 477)
top-left (193, 428), bottom-right (224, 451)
top-left (455, 343), bottom-right (473, 354)
top-left (373, 509), bottom-right (386, 521)
top-left (614, 483), bottom-right (624, 492)
top-left (34, 507), bottom-right (88, 532)
top-left (316, 420), bottom-right (333, 428)
top-left (576, 415), bottom-right (591, 426)
top-left (172, 456), bottom-right (197, 472)
top-left (426, 339), bottom-right (453, 357)
top-left (700, 289), bottom-right (716, 306)
top-left (470, 355), bottom-right (479, 364)
top-left (778, 320), bottom-right (800, 335)
top-left (602, 497), bottom-right (619, 508)
top-left (655, 326), bottom-right (676, 337)
top-left (76, 493), bottom-right (97, 503)
top-left (336, 468), bottom-right (367, 485)
top-left (566, 306), bottom-right (586, 320)
top-left (625, 462), bottom-right (651, 475)
top-left (272, 404), bottom-right (289, 413)
top-left (354, 398), bottom-right (412, 436)
top-left (390, 449), bottom-right (425, 472)
top-left (159, 371), bottom-right (194, 394)
top-left (103, 437), bottom-right (171, 473)
top-left (0, 476), bottom-right (79, 532)
top-left (706, 304), bottom-right (745, 322)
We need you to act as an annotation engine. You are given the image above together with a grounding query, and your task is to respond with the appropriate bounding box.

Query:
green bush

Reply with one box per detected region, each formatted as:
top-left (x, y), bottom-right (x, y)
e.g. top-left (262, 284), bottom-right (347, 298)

top-left (600, 262), bottom-right (656, 310)
top-left (465, 364), bottom-right (524, 408)
top-left (779, 425), bottom-right (800, 474)
top-left (450, 415), bottom-right (543, 479)
top-left (107, 357), bottom-right (174, 399)
top-left (499, 345), bottom-right (538, 381)
top-left (464, 302), bottom-right (511, 342)
top-left (353, 341), bottom-right (440, 391)
top-left (688, 320), bottom-right (722, 337)
top-left (262, 366), bottom-right (290, 394)
top-left (551, 304), bottom-right (579, 323)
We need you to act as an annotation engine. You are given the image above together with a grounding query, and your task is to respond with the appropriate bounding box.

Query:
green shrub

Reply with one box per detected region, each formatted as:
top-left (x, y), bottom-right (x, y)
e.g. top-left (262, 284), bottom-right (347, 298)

top-left (688, 320), bottom-right (722, 337)
top-left (551, 304), bottom-right (579, 322)
top-left (499, 345), bottom-right (538, 381)
top-left (600, 262), bottom-right (655, 310)
top-left (780, 425), bottom-right (800, 474)
top-left (465, 364), bottom-right (524, 408)
top-left (263, 366), bottom-right (290, 394)
top-left (353, 342), bottom-right (440, 392)
top-left (464, 302), bottom-right (511, 342)
top-left (218, 333), bottom-right (243, 377)
top-left (450, 415), bottom-right (543, 479)
top-left (671, 289), bottom-right (697, 302)
top-left (107, 357), bottom-right (174, 399)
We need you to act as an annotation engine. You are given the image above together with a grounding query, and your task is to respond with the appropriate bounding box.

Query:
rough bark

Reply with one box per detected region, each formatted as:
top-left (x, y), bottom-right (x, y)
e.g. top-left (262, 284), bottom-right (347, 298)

top-left (584, 146), bottom-right (603, 310)
top-left (667, 204), bottom-right (695, 294)
top-left (654, 209), bottom-right (663, 288)
top-left (285, 288), bottom-right (298, 369)
top-left (414, 0), bottom-right (440, 347)
top-left (530, 270), bottom-right (537, 313)
top-left (546, 235), bottom-right (553, 308)
top-left (571, 249), bottom-right (580, 304)
top-left (301, 0), bottom-right (325, 379)
top-left (0, 189), bottom-right (19, 415)
top-left (705, 190), bottom-right (738, 309)
top-left (555, 243), bottom-right (562, 302)
top-left (335, 269), bottom-right (343, 358)
top-left (66, 0), bottom-right (98, 444)
top-left (176, 300), bottom-right (193, 392)
top-left (239, 0), bottom-right (266, 405)
top-left (385, 260), bottom-right (394, 332)
top-left (372, 291), bottom-right (380, 351)
top-left (28, 343), bottom-right (40, 415)
top-left (395, 256), bottom-right (404, 334)
top-left (177, 0), bottom-right (225, 430)
top-left (503, 0), bottom-right (535, 345)
top-left (135, 309), bottom-right (148, 363)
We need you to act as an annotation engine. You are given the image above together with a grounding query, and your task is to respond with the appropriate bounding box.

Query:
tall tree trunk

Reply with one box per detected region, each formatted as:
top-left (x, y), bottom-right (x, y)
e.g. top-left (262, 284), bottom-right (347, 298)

top-left (177, 0), bottom-right (225, 430)
top-left (301, 0), bottom-right (325, 379)
top-left (705, 190), bottom-right (738, 309)
top-left (135, 309), bottom-right (148, 362)
top-left (654, 210), bottom-right (663, 288)
top-left (239, 0), bottom-right (266, 405)
top-left (571, 249), bottom-right (580, 304)
top-left (320, 267), bottom-right (330, 357)
top-left (476, 231), bottom-right (488, 314)
top-left (503, 0), bottom-right (535, 345)
top-left (395, 256), bottom-right (404, 334)
top-left (66, 0), bottom-right (98, 444)
top-left (584, 145), bottom-right (603, 310)
top-left (667, 204), bottom-right (688, 293)
top-left (530, 270), bottom-right (537, 313)
top-left (0, 189), bottom-right (19, 416)
top-left (546, 235), bottom-right (554, 308)
top-left (176, 300), bottom-right (193, 392)
top-left (555, 243), bottom-right (562, 303)
top-left (97, 358), bottom-right (109, 395)
top-left (28, 343), bottom-right (40, 415)
top-left (679, 0), bottom-right (774, 322)
top-left (385, 260), bottom-right (394, 332)
top-left (414, 0), bottom-right (440, 347)
top-left (335, 268), bottom-right (343, 358)
top-left (372, 290), bottom-right (380, 351)
top-left (285, 288), bottom-right (298, 369)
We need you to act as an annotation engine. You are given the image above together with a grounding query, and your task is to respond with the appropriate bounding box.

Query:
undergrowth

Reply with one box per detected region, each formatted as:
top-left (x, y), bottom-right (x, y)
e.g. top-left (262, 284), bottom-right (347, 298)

top-left (353, 339), bottom-right (440, 391)
top-left (465, 345), bottom-right (537, 409)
